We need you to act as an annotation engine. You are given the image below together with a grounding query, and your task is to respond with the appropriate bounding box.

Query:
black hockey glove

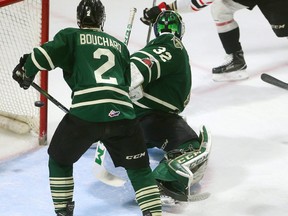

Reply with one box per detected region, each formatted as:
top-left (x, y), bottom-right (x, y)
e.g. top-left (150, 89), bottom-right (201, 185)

top-left (12, 54), bottom-right (34, 90)
top-left (140, 2), bottom-right (171, 25)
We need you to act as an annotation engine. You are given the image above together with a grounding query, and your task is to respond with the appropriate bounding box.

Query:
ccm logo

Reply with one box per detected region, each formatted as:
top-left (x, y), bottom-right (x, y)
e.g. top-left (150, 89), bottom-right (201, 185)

top-left (126, 152), bottom-right (146, 160)
top-left (271, 24), bottom-right (285, 29)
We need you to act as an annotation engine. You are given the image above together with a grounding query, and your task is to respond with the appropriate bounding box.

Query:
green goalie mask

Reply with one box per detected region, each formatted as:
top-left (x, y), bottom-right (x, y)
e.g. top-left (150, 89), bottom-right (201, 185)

top-left (153, 10), bottom-right (185, 39)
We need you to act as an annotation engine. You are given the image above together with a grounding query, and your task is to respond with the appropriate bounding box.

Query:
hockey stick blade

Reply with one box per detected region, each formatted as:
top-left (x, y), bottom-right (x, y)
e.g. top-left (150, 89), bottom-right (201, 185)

top-left (95, 169), bottom-right (126, 187)
top-left (261, 73), bottom-right (288, 90)
top-left (94, 142), bottom-right (126, 187)
top-left (188, 192), bottom-right (211, 202)
top-left (161, 192), bottom-right (211, 206)
top-left (158, 180), bottom-right (211, 202)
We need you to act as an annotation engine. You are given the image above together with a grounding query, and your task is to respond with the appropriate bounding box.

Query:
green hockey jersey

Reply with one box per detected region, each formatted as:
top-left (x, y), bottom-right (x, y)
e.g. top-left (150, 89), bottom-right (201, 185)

top-left (130, 34), bottom-right (191, 117)
top-left (24, 27), bottom-right (135, 122)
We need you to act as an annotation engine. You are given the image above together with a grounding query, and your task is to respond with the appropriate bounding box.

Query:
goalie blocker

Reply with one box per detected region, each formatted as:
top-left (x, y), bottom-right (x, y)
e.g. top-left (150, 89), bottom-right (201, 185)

top-left (153, 125), bottom-right (212, 202)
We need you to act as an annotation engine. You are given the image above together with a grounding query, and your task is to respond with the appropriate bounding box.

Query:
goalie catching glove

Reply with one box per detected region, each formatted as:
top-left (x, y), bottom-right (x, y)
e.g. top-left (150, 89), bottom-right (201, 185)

top-left (12, 54), bottom-right (35, 90)
top-left (141, 2), bottom-right (171, 25)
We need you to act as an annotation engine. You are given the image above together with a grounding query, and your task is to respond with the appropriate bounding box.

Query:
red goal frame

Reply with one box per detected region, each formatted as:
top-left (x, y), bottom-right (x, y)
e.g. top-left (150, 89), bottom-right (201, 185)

top-left (0, 0), bottom-right (50, 145)
top-left (0, 0), bottom-right (23, 7)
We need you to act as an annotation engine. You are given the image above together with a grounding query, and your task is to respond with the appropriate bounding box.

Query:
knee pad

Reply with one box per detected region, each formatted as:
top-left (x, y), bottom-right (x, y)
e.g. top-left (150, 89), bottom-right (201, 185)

top-left (211, 0), bottom-right (247, 33)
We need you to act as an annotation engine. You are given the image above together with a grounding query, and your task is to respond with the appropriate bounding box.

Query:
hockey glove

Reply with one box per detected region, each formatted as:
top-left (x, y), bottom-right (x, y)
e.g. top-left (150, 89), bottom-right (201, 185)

top-left (140, 2), bottom-right (171, 25)
top-left (12, 54), bottom-right (34, 90)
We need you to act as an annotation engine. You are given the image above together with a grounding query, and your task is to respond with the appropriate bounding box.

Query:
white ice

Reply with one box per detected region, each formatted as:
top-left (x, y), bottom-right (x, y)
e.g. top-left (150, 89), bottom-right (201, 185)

top-left (1, 0), bottom-right (288, 215)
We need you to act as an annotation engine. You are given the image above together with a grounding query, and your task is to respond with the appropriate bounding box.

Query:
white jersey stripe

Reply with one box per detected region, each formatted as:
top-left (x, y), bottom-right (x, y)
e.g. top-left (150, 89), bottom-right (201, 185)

top-left (71, 99), bottom-right (133, 109)
top-left (31, 52), bottom-right (46, 71)
top-left (74, 86), bottom-right (129, 97)
top-left (143, 93), bottom-right (178, 111)
top-left (37, 46), bottom-right (55, 69)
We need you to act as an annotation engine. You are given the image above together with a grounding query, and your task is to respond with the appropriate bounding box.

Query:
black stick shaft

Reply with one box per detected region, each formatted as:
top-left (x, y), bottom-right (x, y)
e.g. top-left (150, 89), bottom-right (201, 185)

top-left (31, 82), bottom-right (69, 113)
top-left (261, 73), bottom-right (288, 90)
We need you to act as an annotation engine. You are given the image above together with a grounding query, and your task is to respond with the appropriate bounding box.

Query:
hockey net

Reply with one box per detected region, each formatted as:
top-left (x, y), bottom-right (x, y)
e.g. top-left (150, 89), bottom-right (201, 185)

top-left (0, 0), bottom-right (49, 146)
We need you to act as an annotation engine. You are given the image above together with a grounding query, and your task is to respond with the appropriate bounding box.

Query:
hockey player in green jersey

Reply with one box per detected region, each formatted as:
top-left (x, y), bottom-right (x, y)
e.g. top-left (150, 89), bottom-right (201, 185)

top-left (129, 10), bottom-right (212, 203)
top-left (12, 0), bottom-right (162, 215)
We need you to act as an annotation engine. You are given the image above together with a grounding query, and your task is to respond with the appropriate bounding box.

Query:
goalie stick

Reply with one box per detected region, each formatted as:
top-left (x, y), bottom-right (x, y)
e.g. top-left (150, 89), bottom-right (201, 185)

top-left (161, 192), bottom-right (211, 205)
top-left (261, 73), bottom-right (288, 90)
top-left (124, 7), bottom-right (137, 45)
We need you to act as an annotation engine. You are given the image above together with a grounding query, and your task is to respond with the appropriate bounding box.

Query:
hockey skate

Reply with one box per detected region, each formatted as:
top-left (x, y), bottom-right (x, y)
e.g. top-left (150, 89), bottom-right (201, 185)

top-left (212, 50), bottom-right (248, 82)
top-left (158, 180), bottom-right (189, 202)
top-left (56, 201), bottom-right (74, 216)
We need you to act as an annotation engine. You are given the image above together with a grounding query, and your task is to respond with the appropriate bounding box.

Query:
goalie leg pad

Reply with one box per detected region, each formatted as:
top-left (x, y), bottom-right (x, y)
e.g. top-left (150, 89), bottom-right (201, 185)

top-left (152, 155), bottom-right (196, 202)
top-left (165, 126), bottom-right (212, 184)
top-left (153, 161), bottom-right (177, 182)
top-left (152, 126), bottom-right (212, 201)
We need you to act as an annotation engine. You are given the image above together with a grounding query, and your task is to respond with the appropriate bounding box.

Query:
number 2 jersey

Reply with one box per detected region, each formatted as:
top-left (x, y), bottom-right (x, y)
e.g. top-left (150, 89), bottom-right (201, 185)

top-left (24, 27), bottom-right (135, 122)
top-left (130, 33), bottom-right (192, 117)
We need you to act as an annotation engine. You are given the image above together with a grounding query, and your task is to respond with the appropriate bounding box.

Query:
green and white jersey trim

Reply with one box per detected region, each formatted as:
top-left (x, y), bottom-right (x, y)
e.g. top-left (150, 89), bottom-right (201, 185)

top-left (134, 92), bottom-right (178, 111)
top-left (71, 86), bottom-right (133, 109)
top-left (71, 98), bottom-right (133, 109)
top-left (137, 50), bottom-right (161, 79)
top-left (133, 101), bottom-right (150, 109)
top-left (74, 86), bottom-right (129, 97)
top-left (31, 46), bottom-right (55, 70)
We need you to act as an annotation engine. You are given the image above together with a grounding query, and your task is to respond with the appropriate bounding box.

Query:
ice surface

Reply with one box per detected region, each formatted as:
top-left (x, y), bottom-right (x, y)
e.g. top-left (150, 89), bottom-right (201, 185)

top-left (1, 0), bottom-right (288, 215)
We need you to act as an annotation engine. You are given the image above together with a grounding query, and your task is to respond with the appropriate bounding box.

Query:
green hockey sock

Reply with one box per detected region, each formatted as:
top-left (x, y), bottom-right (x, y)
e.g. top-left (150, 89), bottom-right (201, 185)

top-left (48, 157), bottom-right (74, 213)
top-left (127, 167), bottom-right (162, 215)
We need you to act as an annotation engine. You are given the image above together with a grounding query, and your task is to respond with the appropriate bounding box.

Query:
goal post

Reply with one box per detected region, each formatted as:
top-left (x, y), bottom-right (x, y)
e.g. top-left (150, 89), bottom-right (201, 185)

top-left (0, 0), bottom-right (49, 145)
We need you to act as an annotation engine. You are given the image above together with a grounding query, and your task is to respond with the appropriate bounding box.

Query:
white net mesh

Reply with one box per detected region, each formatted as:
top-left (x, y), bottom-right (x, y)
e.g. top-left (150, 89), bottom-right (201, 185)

top-left (0, 0), bottom-right (43, 135)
